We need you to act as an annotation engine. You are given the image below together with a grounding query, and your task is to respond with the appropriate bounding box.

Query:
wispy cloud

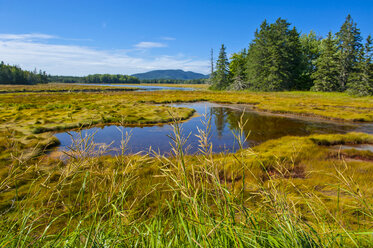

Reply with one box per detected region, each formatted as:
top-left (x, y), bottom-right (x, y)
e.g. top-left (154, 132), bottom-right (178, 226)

top-left (161, 36), bottom-right (176, 41)
top-left (0, 33), bottom-right (57, 40)
top-left (134, 41), bottom-right (167, 49)
top-left (0, 33), bottom-right (208, 76)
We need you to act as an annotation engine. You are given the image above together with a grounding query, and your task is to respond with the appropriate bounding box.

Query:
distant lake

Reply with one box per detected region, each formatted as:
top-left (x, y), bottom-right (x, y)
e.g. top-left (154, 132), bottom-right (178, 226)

top-left (77, 83), bottom-right (195, 91)
top-left (54, 102), bottom-right (370, 156)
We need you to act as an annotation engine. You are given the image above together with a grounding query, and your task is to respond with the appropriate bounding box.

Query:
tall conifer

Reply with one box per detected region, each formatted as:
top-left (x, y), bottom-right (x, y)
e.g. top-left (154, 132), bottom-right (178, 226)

top-left (246, 18), bottom-right (303, 91)
top-left (229, 49), bottom-right (247, 90)
top-left (312, 32), bottom-right (340, 91)
top-left (210, 44), bottom-right (230, 90)
top-left (347, 35), bottom-right (373, 96)
top-left (336, 14), bottom-right (363, 90)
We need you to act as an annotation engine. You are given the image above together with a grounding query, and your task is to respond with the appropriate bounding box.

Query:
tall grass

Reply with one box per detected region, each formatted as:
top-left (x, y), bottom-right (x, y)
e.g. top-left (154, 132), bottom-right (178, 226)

top-left (0, 110), bottom-right (372, 247)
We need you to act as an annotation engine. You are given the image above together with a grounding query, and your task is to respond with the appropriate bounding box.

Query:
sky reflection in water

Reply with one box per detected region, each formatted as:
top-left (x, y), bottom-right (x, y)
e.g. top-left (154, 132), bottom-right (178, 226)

top-left (55, 102), bottom-right (361, 156)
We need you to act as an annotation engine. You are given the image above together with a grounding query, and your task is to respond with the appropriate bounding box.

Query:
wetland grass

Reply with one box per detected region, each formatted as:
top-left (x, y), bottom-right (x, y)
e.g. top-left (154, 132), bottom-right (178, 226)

top-left (0, 86), bottom-right (373, 246)
top-left (0, 111), bottom-right (372, 247)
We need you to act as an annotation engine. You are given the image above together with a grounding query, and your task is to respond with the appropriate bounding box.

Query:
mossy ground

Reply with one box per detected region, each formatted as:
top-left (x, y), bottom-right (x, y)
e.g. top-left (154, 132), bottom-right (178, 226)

top-left (0, 88), bottom-right (195, 170)
top-left (0, 85), bottom-right (373, 246)
top-left (132, 90), bottom-right (373, 122)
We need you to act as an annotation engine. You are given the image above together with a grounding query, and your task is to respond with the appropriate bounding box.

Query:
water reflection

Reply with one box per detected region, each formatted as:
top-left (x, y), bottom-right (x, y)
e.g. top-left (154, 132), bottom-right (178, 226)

top-left (55, 102), bottom-right (362, 156)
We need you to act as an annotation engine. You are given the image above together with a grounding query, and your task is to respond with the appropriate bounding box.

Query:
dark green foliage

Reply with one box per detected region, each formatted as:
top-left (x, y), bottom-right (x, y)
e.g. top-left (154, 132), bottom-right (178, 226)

top-left (48, 75), bottom-right (83, 83)
top-left (49, 74), bottom-right (140, 84)
top-left (84, 74), bottom-right (140, 84)
top-left (209, 14), bottom-right (372, 96)
top-left (336, 14), bottom-right (363, 91)
top-left (229, 49), bottom-right (247, 90)
top-left (210, 44), bottom-right (230, 90)
top-left (246, 18), bottom-right (304, 91)
top-left (311, 32), bottom-right (340, 92)
top-left (347, 35), bottom-right (373, 96)
top-left (0, 62), bottom-right (48, 85)
top-left (132, 69), bottom-right (209, 80)
top-left (299, 31), bottom-right (321, 90)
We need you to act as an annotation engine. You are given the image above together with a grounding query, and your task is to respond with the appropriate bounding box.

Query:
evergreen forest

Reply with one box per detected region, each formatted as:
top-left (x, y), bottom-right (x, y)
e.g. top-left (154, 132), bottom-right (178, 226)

top-left (210, 15), bottom-right (373, 96)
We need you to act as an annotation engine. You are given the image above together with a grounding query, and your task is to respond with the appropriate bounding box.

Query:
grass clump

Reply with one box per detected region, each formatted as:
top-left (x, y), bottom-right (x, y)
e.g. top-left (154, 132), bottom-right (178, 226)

top-left (310, 132), bottom-right (373, 145)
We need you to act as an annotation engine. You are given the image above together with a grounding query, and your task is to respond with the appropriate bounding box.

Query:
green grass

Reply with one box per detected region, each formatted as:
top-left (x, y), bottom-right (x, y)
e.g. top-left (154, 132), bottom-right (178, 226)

top-left (0, 90), bottom-right (196, 165)
top-left (0, 86), bottom-right (373, 246)
top-left (0, 126), bottom-right (372, 246)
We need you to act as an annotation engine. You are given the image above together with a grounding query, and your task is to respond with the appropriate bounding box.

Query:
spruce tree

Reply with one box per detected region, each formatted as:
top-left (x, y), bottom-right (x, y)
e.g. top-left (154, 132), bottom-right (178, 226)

top-left (229, 49), bottom-right (247, 90)
top-left (336, 14), bottom-right (363, 91)
top-left (311, 32), bottom-right (340, 91)
top-left (347, 35), bottom-right (373, 96)
top-left (246, 20), bottom-right (271, 90)
top-left (300, 31), bottom-right (321, 90)
top-left (287, 26), bottom-right (306, 90)
top-left (210, 44), bottom-right (230, 90)
top-left (246, 18), bottom-right (303, 91)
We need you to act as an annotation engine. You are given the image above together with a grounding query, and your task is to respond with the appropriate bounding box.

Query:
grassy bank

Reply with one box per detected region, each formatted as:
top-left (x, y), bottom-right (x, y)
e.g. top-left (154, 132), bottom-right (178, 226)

top-left (130, 90), bottom-right (373, 122)
top-left (0, 125), bottom-right (372, 246)
top-left (0, 86), bottom-right (373, 246)
top-left (0, 90), bottom-right (195, 167)
top-left (3, 88), bottom-right (372, 166)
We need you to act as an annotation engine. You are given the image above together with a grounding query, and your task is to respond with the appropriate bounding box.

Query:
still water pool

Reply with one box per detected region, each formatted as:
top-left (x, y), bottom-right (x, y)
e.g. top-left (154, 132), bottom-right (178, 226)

top-left (54, 102), bottom-right (369, 156)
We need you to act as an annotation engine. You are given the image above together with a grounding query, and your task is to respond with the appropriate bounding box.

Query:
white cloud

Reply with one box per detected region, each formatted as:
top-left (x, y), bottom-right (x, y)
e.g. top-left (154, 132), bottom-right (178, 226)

top-left (134, 41), bottom-right (167, 49)
top-left (161, 36), bottom-right (176, 41)
top-left (0, 34), bottom-right (209, 76)
top-left (0, 33), bottom-right (57, 40)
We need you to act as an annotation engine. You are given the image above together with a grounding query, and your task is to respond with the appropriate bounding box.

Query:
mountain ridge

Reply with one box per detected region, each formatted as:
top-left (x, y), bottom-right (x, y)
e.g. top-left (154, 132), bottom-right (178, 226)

top-left (132, 69), bottom-right (209, 80)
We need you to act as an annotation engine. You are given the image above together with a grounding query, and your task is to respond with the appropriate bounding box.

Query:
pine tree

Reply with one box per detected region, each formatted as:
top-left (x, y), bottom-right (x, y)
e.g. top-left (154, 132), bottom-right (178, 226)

top-left (287, 25), bottom-right (306, 90)
top-left (229, 49), bottom-right (247, 90)
top-left (300, 31), bottom-right (321, 90)
top-left (347, 35), bottom-right (373, 96)
top-left (336, 14), bottom-right (363, 91)
top-left (210, 44), bottom-right (230, 90)
top-left (246, 20), bottom-right (271, 90)
top-left (246, 18), bottom-right (303, 91)
top-left (311, 32), bottom-right (340, 91)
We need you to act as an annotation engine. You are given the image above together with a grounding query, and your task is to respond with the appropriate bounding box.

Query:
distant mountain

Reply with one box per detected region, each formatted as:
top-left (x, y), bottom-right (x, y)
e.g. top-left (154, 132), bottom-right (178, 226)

top-left (132, 69), bottom-right (209, 80)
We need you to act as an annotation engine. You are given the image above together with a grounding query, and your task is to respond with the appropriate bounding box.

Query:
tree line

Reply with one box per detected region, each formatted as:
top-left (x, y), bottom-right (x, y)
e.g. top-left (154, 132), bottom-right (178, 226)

top-left (0, 67), bottom-right (206, 85)
top-left (49, 74), bottom-right (140, 84)
top-left (44, 76), bottom-right (206, 85)
top-left (210, 15), bottom-right (373, 96)
top-left (0, 62), bottom-right (48, 85)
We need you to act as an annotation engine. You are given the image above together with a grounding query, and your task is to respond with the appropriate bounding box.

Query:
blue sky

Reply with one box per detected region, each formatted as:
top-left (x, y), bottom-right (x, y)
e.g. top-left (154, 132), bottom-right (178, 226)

top-left (0, 0), bottom-right (372, 76)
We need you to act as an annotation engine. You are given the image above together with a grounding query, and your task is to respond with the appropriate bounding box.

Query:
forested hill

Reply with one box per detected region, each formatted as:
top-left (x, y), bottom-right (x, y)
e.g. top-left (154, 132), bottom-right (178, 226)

top-left (132, 69), bottom-right (209, 80)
